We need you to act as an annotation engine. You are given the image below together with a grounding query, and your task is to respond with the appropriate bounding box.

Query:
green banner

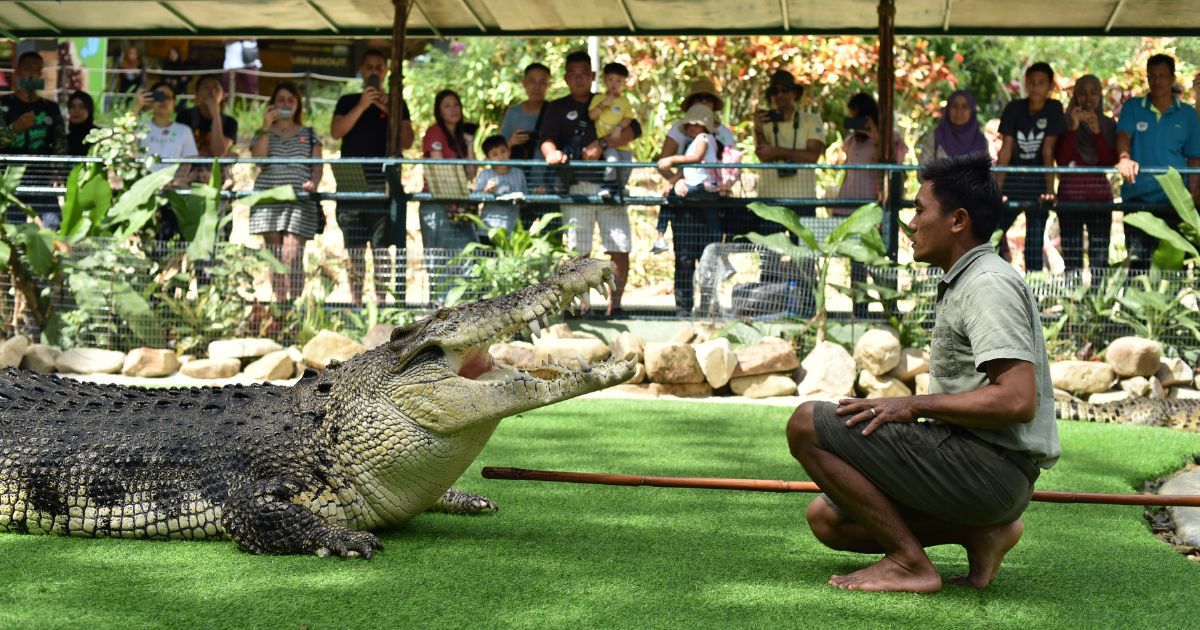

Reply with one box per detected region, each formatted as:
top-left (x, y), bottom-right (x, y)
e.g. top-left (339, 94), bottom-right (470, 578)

top-left (62, 37), bottom-right (107, 106)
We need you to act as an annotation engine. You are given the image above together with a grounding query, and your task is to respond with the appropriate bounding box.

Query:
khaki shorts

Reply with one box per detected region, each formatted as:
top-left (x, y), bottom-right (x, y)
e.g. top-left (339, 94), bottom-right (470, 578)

top-left (812, 401), bottom-right (1037, 526)
top-left (564, 182), bottom-right (631, 255)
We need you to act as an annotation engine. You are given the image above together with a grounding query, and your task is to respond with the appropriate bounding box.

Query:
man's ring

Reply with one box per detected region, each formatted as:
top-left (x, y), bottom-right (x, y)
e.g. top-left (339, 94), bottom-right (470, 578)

top-left (869, 408), bottom-right (877, 418)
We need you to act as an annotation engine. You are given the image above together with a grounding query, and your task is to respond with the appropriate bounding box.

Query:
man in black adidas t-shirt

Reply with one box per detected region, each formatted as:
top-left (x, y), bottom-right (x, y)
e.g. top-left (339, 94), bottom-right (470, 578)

top-left (995, 61), bottom-right (1066, 272)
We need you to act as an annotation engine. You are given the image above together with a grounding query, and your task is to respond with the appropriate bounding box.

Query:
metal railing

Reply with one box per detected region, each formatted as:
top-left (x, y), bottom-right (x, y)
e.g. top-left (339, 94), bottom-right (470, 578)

top-left (3, 154), bottom-right (1197, 353)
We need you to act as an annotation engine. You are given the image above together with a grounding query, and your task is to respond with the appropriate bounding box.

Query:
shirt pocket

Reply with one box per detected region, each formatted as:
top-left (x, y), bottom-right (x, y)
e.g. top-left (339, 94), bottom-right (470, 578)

top-left (929, 325), bottom-right (958, 378)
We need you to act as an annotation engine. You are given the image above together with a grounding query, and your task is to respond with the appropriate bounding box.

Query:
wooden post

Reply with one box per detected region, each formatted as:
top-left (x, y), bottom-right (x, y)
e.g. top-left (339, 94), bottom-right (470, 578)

top-left (388, 0), bottom-right (410, 157)
top-left (877, 0), bottom-right (899, 260)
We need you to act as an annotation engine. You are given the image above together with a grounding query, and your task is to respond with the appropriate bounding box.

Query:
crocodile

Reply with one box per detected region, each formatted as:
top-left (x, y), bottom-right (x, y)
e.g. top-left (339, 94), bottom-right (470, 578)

top-left (1056, 397), bottom-right (1200, 432)
top-left (0, 258), bottom-right (635, 557)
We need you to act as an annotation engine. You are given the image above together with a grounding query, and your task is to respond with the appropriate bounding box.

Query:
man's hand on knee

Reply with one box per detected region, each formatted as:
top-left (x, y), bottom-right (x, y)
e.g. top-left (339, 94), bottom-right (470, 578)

top-left (836, 397), bottom-right (917, 437)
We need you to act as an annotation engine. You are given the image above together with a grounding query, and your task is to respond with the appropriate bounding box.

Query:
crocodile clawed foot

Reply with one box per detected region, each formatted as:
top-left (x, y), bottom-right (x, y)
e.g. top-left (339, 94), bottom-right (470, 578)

top-left (315, 531), bottom-right (383, 559)
top-left (428, 487), bottom-right (500, 515)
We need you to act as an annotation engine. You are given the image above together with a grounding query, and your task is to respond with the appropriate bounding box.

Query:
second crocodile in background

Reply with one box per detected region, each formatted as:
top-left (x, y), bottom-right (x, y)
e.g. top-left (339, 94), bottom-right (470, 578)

top-left (0, 258), bottom-right (636, 558)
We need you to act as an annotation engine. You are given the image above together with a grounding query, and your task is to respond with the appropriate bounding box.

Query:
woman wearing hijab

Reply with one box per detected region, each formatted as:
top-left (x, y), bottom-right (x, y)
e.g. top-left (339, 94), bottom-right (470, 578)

top-left (1055, 74), bottom-right (1116, 272)
top-left (919, 89), bottom-right (988, 165)
top-left (66, 91), bottom-right (96, 156)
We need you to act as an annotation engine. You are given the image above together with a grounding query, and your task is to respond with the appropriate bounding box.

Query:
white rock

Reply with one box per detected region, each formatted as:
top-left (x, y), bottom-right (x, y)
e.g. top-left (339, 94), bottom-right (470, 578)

top-left (1051, 361), bottom-right (1116, 394)
top-left (208, 338), bottom-right (283, 361)
top-left (889, 347), bottom-right (929, 382)
top-left (1149, 376), bottom-right (1165, 400)
top-left (669, 324), bottom-right (697, 344)
top-left (0, 335), bottom-right (31, 368)
top-left (1156, 357), bottom-right (1194, 387)
top-left (693, 338), bottom-right (737, 389)
top-left (19, 344), bottom-right (59, 374)
top-left (1160, 470), bottom-right (1200, 548)
top-left (121, 348), bottom-right (181, 378)
top-left (914, 373), bottom-right (930, 395)
top-left (609, 331), bottom-right (644, 362)
top-left (243, 350), bottom-right (297, 381)
top-left (55, 348), bottom-right (126, 374)
top-left (1195, 374), bottom-right (1200, 389)
top-left (1104, 336), bottom-right (1162, 378)
top-left (302, 330), bottom-right (366, 370)
top-left (730, 373), bottom-right (797, 398)
top-left (1088, 390), bottom-right (1133, 404)
top-left (857, 370), bottom-right (913, 398)
top-left (644, 342), bottom-right (705, 384)
top-left (490, 341), bottom-right (538, 369)
top-left (1167, 387), bottom-right (1200, 400)
top-left (853, 328), bottom-right (902, 376)
top-left (180, 358), bottom-right (242, 379)
top-left (1118, 376), bottom-right (1151, 398)
top-left (796, 341), bottom-right (857, 398)
top-left (732, 337), bottom-right (799, 378)
top-left (286, 346), bottom-right (305, 377)
top-left (534, 337), bottom-right (611, 370)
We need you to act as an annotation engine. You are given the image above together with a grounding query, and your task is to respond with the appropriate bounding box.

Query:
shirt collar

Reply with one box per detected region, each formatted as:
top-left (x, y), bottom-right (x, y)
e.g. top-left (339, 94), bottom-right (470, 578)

top-left (1141, 95), bottom-right (1181, 115)
top-left (938, 243), bottom-right (994, 295)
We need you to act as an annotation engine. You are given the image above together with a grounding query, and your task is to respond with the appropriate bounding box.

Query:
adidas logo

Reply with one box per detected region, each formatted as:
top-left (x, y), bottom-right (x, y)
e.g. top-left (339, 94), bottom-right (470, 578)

top-left (1017, 129), bottom-right (1045, 160)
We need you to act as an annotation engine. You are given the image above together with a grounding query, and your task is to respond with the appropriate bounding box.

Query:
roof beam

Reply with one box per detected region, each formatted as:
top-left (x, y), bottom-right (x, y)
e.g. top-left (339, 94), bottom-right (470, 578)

top-left (779, 0), bottom-right (790, 33)
top-left (158, 2), bottom-right (199, 34)
top-left (411, 0), bottom-right (442, 38)
top-left (617, 0), bottom-right (637, 33)
top-left (456, 0), bottom-right (487, 32)
top-left (942, 0), bottom-right (953, 32)
top-left (1105, 0), bottom-right (1127, 32)
top-left (15, 2), bottom-right (60, 34)
top-left (304, 0), bottom-right (340, 33)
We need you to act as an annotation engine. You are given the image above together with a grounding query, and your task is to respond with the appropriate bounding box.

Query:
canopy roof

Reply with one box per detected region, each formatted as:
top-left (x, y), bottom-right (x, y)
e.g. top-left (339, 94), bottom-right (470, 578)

top-left (0, 0), bottom-right (1190, 38)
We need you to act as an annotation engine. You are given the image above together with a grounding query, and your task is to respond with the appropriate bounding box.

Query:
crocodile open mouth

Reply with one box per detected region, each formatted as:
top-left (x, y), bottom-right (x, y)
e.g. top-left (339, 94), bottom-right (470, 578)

top-left (442, 265), bottom-right (635, 389)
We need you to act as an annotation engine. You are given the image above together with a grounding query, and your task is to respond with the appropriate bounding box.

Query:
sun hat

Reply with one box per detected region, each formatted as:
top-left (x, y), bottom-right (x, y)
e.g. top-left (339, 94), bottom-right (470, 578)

top-left (682, 78), bottom-right (723, 111)
top-left (682, 103), bottom-right (715, 132)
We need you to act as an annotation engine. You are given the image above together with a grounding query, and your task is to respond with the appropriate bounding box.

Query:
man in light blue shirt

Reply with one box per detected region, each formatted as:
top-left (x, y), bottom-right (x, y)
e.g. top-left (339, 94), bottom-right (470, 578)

top-left (1115, 53), bottom-right (1200, 268)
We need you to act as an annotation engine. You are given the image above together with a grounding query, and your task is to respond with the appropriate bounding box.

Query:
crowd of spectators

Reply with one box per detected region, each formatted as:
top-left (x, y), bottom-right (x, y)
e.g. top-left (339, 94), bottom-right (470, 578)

top-left (3, 45), bottom-right (1200, 314)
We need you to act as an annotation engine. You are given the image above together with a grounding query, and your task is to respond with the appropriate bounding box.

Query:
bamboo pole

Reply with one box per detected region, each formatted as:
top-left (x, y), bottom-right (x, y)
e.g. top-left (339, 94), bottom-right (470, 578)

top-left (481, 467), bottom-right (1200, 508)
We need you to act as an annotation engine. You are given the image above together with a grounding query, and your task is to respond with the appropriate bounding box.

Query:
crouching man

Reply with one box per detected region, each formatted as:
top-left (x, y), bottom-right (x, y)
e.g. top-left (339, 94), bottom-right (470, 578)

top-left (786, 152), bottom-right (1059, 593)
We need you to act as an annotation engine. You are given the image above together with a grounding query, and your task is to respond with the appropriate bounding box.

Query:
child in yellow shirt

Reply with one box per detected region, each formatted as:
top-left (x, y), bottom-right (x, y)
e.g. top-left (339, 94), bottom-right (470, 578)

top-left (589, 62), bottom-right (635, 197)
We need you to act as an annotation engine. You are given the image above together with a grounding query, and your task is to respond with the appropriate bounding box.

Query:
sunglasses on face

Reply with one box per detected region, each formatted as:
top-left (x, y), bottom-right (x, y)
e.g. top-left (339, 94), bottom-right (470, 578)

top-left (767, 87), bottom-right (792, 97)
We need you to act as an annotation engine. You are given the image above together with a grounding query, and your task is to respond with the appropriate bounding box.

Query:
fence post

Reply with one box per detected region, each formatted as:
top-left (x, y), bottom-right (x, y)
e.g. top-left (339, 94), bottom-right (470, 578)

top-left (304, 72), bottom-right (313, 113)
top-left (227, 70), bottom-right (237, 108)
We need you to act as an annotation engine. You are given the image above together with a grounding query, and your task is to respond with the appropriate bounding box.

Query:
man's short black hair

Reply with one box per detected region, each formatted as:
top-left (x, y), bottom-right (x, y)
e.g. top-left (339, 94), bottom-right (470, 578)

top-left (1147, 53), bottom-right (1176, 74)
top-left (481, 134), bottom-right (508, 155)
top-left (361, 48), bottom-right (388, 64)
top-left (919, 152), bottom-right (1002, 242)
top-left (16, 51), bottom-right (42, 67)
top-left (524, 62), bottom-right (550, 76)
top-left (603, 62), bottom-right (628, 78)
top-left (1025, 61), bottom-right (1054, 81)
top-left (564, 50), bottom-right (591, 67)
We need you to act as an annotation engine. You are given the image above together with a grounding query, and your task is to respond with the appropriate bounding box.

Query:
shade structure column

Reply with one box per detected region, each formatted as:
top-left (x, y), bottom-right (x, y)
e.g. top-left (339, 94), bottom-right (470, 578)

top-left (878, 0), bottom-right (899, 262)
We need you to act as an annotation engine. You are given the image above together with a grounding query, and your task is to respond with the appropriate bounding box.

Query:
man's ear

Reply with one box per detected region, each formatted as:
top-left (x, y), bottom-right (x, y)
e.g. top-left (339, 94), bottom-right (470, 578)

top-left (949, 207), bottom-right (971, 235)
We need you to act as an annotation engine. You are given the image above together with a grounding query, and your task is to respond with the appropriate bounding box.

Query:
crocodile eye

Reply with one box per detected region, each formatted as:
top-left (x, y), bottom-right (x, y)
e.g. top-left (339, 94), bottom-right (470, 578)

top-left (435, 310), bottom-right (450, 320)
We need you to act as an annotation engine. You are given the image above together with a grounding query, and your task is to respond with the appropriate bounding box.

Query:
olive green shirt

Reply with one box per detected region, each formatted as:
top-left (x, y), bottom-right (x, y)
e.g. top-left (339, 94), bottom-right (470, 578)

top-left (929, 243), bottom-right (1060, 468)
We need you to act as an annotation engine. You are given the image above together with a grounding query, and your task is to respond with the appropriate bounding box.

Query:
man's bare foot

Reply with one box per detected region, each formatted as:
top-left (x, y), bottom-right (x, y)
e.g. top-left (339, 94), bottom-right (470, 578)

top-left (829, 555), bottom-right (942, 593)
top-left (950, 519), bottom-right (1024, 588)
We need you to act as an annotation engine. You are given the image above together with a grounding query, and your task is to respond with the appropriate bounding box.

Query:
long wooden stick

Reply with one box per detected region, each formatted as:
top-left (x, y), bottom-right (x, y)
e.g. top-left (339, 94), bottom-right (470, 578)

top-left (481, 467), bottom-right (1200, 508)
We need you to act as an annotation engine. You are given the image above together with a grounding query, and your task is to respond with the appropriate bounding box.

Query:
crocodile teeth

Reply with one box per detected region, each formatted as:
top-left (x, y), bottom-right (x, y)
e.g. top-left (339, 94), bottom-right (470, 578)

top-left (575, 353), bottom-right (591, 372)
top-left (605, 277), bottom-right (617, 296)
top-left (529, 318), bottom-right (541, 335)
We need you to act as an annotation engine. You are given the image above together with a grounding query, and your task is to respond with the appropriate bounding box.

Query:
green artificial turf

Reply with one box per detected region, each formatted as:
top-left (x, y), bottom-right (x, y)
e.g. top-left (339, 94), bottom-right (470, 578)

top-left (2, 399), bottom-right (1199, 629)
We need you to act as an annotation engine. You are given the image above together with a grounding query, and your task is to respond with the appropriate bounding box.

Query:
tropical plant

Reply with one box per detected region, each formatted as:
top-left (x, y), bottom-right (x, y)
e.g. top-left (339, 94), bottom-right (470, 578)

top-left (83, 112), bottom-right (154, 187)
top-left (444, 212), bottom-right (574, 307)
top-left (744, 201), bottom-right (889, 342)
top-left (1122, 167), bottom-right (1200, 270)
top-left (1111, 274), bottom-right (1200, 362)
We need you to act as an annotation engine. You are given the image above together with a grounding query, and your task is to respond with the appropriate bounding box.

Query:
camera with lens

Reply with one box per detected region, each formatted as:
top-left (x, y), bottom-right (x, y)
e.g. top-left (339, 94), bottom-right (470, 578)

top-left (152, 91), bottom-right (168, 103)
top-left (844, 116), bottom-right (870, 135)
top-left (365, 75), bottom-right (381, 89)
top-left (766, 109), bottom-right (786, 123)
top-left (277, 107), bottom-right (293, 119)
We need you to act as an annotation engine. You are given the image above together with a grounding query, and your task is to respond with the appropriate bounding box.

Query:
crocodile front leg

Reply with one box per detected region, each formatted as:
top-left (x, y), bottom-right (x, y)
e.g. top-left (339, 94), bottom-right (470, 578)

top-left (221, 476), bottom-right (381, 557)
top-left (426, 487), bottom-right (499, 515)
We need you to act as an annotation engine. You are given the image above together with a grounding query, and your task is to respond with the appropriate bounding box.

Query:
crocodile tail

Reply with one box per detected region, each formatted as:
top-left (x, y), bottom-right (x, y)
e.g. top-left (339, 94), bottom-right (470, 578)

top-left (1055, 398), bottom-right (1119, 424)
